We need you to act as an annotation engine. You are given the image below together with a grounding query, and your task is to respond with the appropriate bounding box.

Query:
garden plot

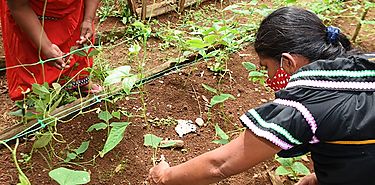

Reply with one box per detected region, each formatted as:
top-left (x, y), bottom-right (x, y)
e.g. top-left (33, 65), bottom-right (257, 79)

top-left (0, 0), bottom-right (374, 184)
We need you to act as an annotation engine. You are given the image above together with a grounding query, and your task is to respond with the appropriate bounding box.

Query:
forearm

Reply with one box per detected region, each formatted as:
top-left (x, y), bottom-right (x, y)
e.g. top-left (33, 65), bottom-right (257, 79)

top-left (7, 0), bottom-right (51, 53)
top-left (160, 130), bottom-right (281, 185)
top-left (83, 0), bottom-right (99, 22)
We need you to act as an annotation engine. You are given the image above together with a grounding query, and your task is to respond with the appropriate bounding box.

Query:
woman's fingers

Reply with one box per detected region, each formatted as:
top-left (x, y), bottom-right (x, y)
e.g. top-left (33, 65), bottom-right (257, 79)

top-left (76, 21), bottom-right (93, 45)
top-left (148, 161), bottom-right (170, 184)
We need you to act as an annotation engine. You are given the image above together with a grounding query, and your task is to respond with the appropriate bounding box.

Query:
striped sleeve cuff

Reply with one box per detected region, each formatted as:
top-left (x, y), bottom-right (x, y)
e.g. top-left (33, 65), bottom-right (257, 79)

top-left (239, 109), bottom-right (300, 150)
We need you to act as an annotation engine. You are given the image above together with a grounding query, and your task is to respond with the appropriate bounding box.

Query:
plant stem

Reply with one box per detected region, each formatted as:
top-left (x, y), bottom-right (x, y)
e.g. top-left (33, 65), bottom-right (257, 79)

top-left (352, 7), bottom-right (369, 43)
top-left (1, 139), bottom-right (31, 185)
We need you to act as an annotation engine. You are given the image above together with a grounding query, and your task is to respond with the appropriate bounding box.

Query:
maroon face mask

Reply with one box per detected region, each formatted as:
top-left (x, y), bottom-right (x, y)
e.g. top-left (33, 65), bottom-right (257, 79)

top-left (266, 67), bottom-right (290, 91)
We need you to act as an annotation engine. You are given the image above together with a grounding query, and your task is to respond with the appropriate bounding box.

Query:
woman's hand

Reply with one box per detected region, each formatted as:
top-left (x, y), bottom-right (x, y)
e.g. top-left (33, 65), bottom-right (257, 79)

top-left (43, 44), bottom-right (69, 70)
top-left (149, 161), bottom-right (170, 184)
top-left (295, 173), bottom-right (318, 185)
top-left (76, 19), bottom-right (94, 45)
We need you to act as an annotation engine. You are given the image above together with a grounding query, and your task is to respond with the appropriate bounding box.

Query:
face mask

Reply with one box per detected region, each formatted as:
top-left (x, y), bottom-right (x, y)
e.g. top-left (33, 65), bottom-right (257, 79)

top-left (266, 63), bottom-right (290, 91)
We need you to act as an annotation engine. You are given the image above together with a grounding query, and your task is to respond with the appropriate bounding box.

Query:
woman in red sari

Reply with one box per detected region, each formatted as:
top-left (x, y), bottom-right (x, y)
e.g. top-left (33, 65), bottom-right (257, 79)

top-left (0, 0), bottom-right (99, 101)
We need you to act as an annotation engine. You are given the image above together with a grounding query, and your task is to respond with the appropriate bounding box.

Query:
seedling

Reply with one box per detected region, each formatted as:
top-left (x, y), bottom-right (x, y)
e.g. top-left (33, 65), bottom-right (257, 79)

top-left (202, 83), bottom-right (235, 123)
top-left (242, 62), bottom-right (267, 85)
top-left (87, 109), bottom-right (130, 158)
top-left (275, 155), bottom-right (310, 181)
top-left (64, 141), bottom-right (90, 162)
top-left (144, 134), bottom-right (178, 165)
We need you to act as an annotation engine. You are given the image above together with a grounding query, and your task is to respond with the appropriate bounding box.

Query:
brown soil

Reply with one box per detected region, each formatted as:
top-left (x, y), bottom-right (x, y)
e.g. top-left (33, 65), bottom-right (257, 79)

top-left (0, 1), bottom-right (374, 185)
top-left (0, 45), bottom-right (278, 185)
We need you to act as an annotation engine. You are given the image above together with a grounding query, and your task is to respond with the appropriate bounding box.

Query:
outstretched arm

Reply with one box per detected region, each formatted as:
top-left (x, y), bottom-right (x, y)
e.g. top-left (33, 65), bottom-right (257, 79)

top-left (6, 0), bottom-right (67, 69)
top-left (149, 130), bottom-right (281, 185)
top-left (76, 0), bottom-right (100, 45)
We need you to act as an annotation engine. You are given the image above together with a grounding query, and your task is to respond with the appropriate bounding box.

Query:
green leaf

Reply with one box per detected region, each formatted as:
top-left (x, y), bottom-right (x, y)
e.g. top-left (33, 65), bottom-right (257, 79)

top-left (52, 83), bottom-right (62, 95)
top-left (98, 111), bottom-right (113, 123)
top-left (112, 111), bottom-right (121, 120)
top-left (9, 109), bottom-right (23, 117)
top-left (99, 122), bottom-right (129, 157)
top-left (242, 62), bottom-right (257, 71)
top-left (159, 141), bottom-right (176, 148)
top-left (249, 71), bottom-right (266, 77)
top-left (285, 0), bottom-right (297, 3)
top-left (64, 152), bottom-right (77, 162)
top-left (132, 21), bottom-right (145, 28)
top-left (143, 134), bottom-right (163, 149)
top-left (214, 124), bottom-right (229, 140)
top-left (202, 84), bottom-right (218, 94)
top-left (49, 167), bottom-right (90, 185)
top-left (104, 66), bottom-right (132, 86)
top-left (87, 122), bottom-right (107, 132)
top-left (186, 38), bottom-right (208, 49)
top-left (203, 35), bottom-right (219, 45)
top-left (34, 99), bottom-right (47, 113)
top-left (128, 44), bottom-right (141, 55)
top-left (87, 49), bottom-right (100, 57)
top-left (33, 133), bottom-right (52, 149)
top-left (32, 83), bottom-right (50, 96)
top-left (110, 122), bottom-right (129, 127)
top-left (212, 139), bottom-right (229, 145)
top-left (275, 166), bottom-right (292, 176)
top-left (361, 20), bottom-right (375, 25)
top-left (70, 47), bottom-right (87, 57)
top-left (291, 162), bottom-right (310, 175)
top-left (18, 173), bottom-right (31, 185)
top-left (210, 94), bottom-right (235, 107)
top-left (49, 95), bottom-right (64, 113)
top-left (122, 75), bottom-right (138, 94)
top-left (276, 157), bottom-right (293, 167)
top-left (75, 141), bottom-right (90, 155)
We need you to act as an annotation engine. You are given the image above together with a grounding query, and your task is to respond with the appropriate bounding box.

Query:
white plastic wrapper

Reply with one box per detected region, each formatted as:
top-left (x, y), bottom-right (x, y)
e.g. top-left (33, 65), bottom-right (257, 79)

top-left (175, 120), bottom-right (197, 137)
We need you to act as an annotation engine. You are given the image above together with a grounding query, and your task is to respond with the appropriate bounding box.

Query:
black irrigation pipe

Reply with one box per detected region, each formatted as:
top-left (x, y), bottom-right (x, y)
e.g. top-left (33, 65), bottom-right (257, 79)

top-left (0, 38), bottom-right (251, 148)
top-left (0, 45), bottom-right (217, 147)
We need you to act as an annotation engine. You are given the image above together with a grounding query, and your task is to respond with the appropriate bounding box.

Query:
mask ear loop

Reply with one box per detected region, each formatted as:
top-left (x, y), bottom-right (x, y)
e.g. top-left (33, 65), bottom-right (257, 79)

top-left (280, 57), bottom-right (284, 69)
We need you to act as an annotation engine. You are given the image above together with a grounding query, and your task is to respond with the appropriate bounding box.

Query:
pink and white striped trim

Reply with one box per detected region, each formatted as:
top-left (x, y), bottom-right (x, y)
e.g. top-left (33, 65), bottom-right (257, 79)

top-left (240, 114), bottom-right (293, 150)
top-left (273, 99), bottom-right (320, 143)
top-left (286, 80), bottom-right (375, 90)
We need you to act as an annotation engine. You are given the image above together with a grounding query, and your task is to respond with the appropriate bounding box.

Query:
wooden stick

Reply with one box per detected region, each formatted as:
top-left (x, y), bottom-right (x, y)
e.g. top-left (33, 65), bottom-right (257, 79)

top-left (127, 0), bottom-right (138, 16)
top-left (179, 0), bottom-right (186, 13)
top-left (141, 0), bottom-right (147, 20)
top-left (160, 140), bottom-right (184, 148)
top-left (136, 0), bottom-right (207, 18)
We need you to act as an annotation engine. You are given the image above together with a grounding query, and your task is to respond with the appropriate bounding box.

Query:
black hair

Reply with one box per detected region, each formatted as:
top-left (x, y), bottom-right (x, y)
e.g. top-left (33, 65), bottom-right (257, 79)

top-left (254, 7), bottom-right (352, 62)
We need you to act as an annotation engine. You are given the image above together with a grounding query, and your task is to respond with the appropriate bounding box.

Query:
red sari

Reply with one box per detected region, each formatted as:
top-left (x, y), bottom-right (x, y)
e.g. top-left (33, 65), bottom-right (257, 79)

top-left (0, 0), bottom-right (93, 100)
